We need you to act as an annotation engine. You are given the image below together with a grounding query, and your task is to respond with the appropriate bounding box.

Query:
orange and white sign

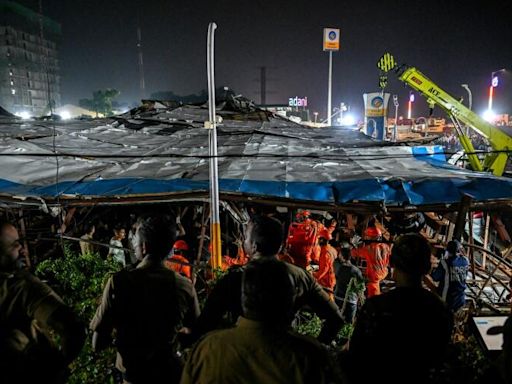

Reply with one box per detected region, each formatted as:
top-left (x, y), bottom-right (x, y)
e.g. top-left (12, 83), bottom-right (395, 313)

top-left (323, 28), bottom-right (340, 51)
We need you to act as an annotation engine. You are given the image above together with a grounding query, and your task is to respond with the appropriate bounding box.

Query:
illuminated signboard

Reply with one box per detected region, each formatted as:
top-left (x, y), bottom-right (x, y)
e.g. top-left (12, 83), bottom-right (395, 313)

top-left (323, 28), bottom-right (340, 51)
top-left (289, 96), bottom-right (308, 107)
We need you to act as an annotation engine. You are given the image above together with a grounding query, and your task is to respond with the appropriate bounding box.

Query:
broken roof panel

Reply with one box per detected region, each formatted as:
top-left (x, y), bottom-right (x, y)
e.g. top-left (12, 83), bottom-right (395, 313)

top-left (0, 101), bottom-right (511, 211)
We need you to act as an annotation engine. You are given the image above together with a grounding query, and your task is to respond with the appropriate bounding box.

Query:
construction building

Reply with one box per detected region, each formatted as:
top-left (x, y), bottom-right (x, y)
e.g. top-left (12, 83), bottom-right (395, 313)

top-left (0, 1), bottom-right (61, 116)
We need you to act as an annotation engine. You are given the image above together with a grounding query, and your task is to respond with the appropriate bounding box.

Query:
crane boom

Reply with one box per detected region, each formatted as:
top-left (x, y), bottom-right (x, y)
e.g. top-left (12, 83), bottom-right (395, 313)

top-left (378, 53), bottom-right (512, 176)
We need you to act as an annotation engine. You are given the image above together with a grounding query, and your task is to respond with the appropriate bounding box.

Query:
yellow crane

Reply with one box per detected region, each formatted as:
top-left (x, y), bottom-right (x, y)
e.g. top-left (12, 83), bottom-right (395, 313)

top-left (377, 53), bottom-right (512, 176)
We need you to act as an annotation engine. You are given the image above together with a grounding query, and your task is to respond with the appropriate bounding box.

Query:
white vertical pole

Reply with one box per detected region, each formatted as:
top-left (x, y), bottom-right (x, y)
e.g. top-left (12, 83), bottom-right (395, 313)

top-left (327, 51), bottom-right (333, 126)
top-left (207, 22), bottom-right (222, 269)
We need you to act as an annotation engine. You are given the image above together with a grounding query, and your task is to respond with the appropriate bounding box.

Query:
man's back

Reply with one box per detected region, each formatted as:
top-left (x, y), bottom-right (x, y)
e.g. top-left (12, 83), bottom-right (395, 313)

top-left (194, 260), bottom-right (343, 343)
top-left (91, 260), bottom-right (199, 380)
top-left (182, 318), bottom-right (333, 384)
top-left (348, 286), bottom-right (453, 383)
top-left (334, 259), bottom-right (363, 304)
top-left (432, 255), bottom-right (469, 312)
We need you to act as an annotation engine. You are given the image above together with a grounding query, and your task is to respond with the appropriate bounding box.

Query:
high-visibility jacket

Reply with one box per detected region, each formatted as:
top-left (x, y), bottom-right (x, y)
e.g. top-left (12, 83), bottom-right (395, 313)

top-left (221, 248), bottom-right (249, 270)
top-left (287, 218), bottom-right (321, 269)
top-left (314, 244), bottom-right (337, 291)
top-left (165, 254), bottom-right (192, 279)
top-left (352, 243), bottom-right (390, 296)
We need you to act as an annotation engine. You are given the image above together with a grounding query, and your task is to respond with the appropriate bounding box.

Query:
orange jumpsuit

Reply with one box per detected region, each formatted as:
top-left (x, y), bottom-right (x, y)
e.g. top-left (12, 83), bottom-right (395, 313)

top-left (165, 254), bottom-right (192, 280)
top-left (352, 242), bottom-right (390, 297)
top-left (314, 244), bottom-right (337, 297)
top-left (221, 248), bottom-right (249, 270)
top-left (287, 218), bottom-right (321, 269)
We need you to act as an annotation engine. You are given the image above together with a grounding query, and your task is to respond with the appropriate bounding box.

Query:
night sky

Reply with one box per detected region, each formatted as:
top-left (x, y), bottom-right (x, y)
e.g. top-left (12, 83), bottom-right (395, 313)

top-left (18, 0), bottom-right (512, 120)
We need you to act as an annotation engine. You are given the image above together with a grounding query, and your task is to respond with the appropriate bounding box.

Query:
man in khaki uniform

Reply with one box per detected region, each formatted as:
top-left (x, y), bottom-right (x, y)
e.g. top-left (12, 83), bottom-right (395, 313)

top-left (181, 259), bottom-right (339, 384)
top-left (0, 221), bottom-right (85, 383)
top-left (91, 214), bottom-right (200, 384)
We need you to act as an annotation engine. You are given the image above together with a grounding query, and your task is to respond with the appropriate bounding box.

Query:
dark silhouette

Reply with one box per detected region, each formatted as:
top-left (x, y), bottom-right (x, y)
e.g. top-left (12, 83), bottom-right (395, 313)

top-left (0, 221), bottom-right (85, 383)
top-left (347, 233), bottom-right (454, 384)
top-left (193, 215), bottom-right (343, 344)
top-left (91, 214), bottom-right (200, 384)
top-left (182, 259), bottom-right (340, 384)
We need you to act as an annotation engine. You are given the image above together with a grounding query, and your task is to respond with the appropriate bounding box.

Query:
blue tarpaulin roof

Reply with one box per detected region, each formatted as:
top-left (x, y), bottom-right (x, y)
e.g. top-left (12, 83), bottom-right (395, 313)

top-left (0, 102), bottom-right (511, 210)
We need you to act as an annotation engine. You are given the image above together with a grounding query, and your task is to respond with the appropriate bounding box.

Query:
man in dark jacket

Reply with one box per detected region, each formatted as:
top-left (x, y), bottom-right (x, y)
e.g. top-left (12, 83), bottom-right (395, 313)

top-left (91, 215), bottom-right (200, 384)
top-left (347, 233), bottom-right (453, 384)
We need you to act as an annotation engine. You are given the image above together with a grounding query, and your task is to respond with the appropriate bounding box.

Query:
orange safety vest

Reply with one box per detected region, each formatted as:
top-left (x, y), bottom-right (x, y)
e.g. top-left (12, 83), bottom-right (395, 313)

top-left (287, 218), bottom-right (321, 269)
top-left (221, 248), bottom-right (249, 270)
top-left (351, 243), bottom-right (390, 283)
top-left (165, 254), bottom-right (192, 279)
top-left (314, 244), bottom-right (337, 290)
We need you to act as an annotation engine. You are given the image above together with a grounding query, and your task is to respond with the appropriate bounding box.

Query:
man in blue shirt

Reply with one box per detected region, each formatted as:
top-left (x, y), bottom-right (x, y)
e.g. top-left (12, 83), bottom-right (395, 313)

top-left (431, 240), bottom-right (469, 312)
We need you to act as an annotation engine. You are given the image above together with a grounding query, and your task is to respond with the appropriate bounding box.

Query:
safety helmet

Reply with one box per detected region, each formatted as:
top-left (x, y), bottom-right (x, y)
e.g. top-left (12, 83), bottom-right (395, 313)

top-left (363, 227), bottom-right (382, 240)
top-left (173, 240), bottom-right (189, 251)
top-left (319, 228), bottom-right (332, 240)
top-left (295, 210), bottom-right (311, 219)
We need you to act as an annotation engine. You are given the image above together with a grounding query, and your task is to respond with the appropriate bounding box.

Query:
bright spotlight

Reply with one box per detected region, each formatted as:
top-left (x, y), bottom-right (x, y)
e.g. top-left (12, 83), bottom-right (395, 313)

top-left (341, 113), bottom-right (356, 126)
top-left (482, 110), bottom-right (495, 122)
top-left (60, 111), bottom-right (71, 120)
top-left (16, 111), bottom-right (31, 120)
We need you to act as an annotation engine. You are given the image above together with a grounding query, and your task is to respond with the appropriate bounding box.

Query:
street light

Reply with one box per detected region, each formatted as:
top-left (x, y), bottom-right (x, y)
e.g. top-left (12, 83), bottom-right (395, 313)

top-left (461, 84), bottom-right (472, 135)
top-left (392, 94), bottom-right (399, 142)
top-left (488, 68), bottom-right (506, 112)
top-left (407, 91), bottom-right (414, 119)
top-left (461, 84), bottom-right (472, 111)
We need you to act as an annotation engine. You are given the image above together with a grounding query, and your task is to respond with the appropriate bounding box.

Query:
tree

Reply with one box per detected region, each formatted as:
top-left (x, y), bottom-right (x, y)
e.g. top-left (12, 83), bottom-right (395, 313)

top-left (79, 89), bottom-right (120, 117)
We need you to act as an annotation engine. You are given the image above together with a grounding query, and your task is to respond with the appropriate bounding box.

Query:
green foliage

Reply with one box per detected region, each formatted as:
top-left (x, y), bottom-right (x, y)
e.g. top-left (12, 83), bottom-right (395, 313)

top-left (294, 312), bottom-right (323, 338)
top-left (195, 266), bottom-right (228, 310)
top-left (79, 89), bottom-right (120, 117)
top-left (36, 242), bottom-right (121, 384)
top-left (294, 311), bottom-right (355, 346)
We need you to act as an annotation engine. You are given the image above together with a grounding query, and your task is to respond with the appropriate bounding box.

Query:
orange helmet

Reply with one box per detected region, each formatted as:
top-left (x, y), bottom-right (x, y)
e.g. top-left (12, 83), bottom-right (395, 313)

top-left (295, 210), bottom-right (311, 219)
top-left (319, 228), bottom-right (332, 240)
top-left (173, 240), bottom-right (189, 251)
top-left (364, 227), bottom-right (382, 240)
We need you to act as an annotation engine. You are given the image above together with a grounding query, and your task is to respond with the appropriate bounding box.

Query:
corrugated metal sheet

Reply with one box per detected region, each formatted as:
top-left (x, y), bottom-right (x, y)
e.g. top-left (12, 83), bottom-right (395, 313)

top-left (0, 103), bottom-right (511, 210)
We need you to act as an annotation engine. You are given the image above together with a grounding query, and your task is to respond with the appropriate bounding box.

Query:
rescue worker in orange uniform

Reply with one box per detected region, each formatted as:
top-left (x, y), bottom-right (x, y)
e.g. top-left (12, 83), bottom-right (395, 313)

top-left (287, 210), bottom-right (323, 269)
top-left (222, 245), bottom-right (249, 270)
top-left (165, 239), bottom-right (192, 280)
top-left (351, 226), bottom-right (390, 297)
top-left (313, 228), bottom-right (337, 300)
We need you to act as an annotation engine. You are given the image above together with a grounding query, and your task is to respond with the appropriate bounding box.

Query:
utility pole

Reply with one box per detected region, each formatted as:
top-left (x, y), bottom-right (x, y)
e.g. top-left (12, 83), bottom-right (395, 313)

top-left (393, 94), bottom-right (399, 142)
top-left (322, 28), bottom-right (340, 126)
top-left (259, 66), bottom-right (266, 105)
top-left (136, 21), bottom-right (146, 101)
top-left (206, 22), bottom-right (222, 270)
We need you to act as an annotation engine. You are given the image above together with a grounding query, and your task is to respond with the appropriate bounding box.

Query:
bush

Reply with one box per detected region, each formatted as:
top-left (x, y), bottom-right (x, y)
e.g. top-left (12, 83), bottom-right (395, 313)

top-left (36, 242), bottom-right (121, 384)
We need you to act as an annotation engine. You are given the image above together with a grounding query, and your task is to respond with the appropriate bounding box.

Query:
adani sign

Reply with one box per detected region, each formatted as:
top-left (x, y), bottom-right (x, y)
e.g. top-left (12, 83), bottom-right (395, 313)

top-left (289, 96), bottom-right (308, 107)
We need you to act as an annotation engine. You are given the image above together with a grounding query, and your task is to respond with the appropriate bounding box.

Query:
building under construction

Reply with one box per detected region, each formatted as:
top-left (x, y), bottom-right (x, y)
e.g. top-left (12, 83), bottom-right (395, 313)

top-left (0, 0), bottom-right (61, 116)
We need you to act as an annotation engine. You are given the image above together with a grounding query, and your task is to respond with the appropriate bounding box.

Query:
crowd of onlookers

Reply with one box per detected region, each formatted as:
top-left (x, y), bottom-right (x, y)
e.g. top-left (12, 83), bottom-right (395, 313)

top-left (1, 208), bottom-right (511, 384)
top-left (434, 131), bottom-right (491, 155)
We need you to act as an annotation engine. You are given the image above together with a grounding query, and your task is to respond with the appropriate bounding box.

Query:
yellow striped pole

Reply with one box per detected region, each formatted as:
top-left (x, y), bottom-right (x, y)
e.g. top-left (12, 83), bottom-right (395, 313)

top-left (207, 22), bottom-right (222, 270)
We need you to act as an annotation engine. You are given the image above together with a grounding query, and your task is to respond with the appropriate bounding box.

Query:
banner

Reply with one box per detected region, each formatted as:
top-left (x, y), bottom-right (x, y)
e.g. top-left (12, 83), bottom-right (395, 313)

top-left (363, 92), bottom-right (390, 140)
